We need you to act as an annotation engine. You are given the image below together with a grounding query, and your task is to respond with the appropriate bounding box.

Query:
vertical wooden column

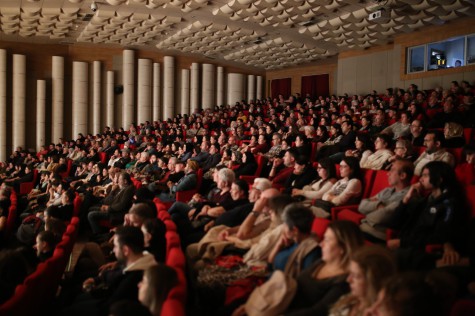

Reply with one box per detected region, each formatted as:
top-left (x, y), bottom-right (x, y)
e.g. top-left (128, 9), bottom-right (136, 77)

top-left (36, 80), bottom-right (46, 150)
top-left (152, 62), bottom-right (161, 121)
top-left (137, 58), bottom-right (152, 124)
top-left (190, 62), bottom-right (199, 114)
top-left (181, 69), bottom-right (190, 115)
top-left (216, 66), bottom-right (224, 106)
top-left (247, 74), bottom-right (256, 102)
top-left (201, 63), bottom-right (215, 109)
top-left (256, 75), bottom-right (263, 100)
top-left (72, 61), bottom-right (88, 138)
top-left (0, 49), bottom-right (6, 161)
top-left (227, 73), bottom-right (245, 106)
top-left (123, 49), bottom-right (135, 127)
top-left (52, 56), bottom-right (64, 142)
top-left (12, 54), bottom-right (26, 151)
top-left (92, 61), bottom-right (101, 134)
top-left (106, 71), bottom-right (115, 128)
top-left (163, 56), bottom-right (175, 120)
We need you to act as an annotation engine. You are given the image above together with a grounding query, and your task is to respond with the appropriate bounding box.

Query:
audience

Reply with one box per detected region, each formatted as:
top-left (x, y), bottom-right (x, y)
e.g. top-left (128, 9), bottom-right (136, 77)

top-left (1, 81), bottom-right (475, 315)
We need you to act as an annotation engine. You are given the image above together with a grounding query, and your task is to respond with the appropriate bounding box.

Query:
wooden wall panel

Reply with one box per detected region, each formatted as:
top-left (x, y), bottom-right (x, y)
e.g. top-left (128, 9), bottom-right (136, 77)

top-left (265, 58), bottom-right (338, 97)
top-left (339, 58), bottom-right (357, 95)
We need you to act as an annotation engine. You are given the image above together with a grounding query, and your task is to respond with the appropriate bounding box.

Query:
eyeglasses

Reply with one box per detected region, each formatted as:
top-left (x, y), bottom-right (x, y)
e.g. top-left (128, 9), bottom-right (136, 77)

top-left (316, 166), bottom-right (323, 170)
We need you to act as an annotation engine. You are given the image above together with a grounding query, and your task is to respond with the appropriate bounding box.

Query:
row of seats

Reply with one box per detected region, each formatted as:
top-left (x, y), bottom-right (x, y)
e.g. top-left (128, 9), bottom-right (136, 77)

top-left (0, 217), bottom-right (80, 316)
top-left (155, 198), bottom-right (187, 316)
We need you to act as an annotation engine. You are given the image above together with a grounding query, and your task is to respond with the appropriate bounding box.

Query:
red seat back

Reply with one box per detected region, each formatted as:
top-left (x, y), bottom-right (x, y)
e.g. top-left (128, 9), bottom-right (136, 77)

top-left (370, 170), bottom-right (390, 197)
top-left (311, 218), bottom-right (330, 241)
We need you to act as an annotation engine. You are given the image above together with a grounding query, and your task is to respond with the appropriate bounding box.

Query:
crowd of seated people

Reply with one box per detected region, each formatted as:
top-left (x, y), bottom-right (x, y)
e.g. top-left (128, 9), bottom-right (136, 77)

top-left (0, 80), bottom-right (474, 315)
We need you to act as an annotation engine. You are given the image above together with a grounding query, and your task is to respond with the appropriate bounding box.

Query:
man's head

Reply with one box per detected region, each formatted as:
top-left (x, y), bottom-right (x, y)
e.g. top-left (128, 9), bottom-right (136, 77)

top-left (249, 178), bottom-right (272, 202)
top-left (423, 130), bottom-right (444, 153)
top-left (175, 161), bottom-right (186, 173)
top-left (128, 203), bottom-right (155, 227)
top-left (388, 159), bottom-right (414, 188)
top-left (113, 226), bottom-right (145, 264)
top-left (410, 120), bottom-right (423, 137)
top-left (35, 230), bottom-right (57, 257)
top-left (118, 172), bottom-right (132, 188)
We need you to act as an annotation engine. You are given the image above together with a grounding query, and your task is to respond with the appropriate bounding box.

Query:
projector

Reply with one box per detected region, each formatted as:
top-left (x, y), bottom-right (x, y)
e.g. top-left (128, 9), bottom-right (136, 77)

top-left (368, 9), bottom-right (386, 21)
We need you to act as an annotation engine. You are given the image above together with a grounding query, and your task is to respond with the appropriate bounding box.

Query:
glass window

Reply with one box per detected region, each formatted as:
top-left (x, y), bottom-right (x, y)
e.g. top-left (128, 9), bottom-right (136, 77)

top-left (467, 34), bottom-right (475, 65)
top-left (408, 46), bottom-right (425, 73)
top-left (427, 36), bottom-right (465, 70)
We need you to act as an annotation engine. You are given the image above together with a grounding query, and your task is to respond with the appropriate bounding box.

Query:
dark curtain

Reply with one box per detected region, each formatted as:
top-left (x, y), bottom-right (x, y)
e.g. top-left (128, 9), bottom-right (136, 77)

top-left (271, 78), bottom-right (291, 99)
top-left (301, 74), bottom-right (329, 99)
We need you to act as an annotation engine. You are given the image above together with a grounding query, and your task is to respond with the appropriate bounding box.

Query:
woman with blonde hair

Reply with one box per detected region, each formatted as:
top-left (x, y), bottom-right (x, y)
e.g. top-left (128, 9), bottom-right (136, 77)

top-left (329, 245), bottom-right (397, 316)
top-left (138, 264), bottom-right (178, 316)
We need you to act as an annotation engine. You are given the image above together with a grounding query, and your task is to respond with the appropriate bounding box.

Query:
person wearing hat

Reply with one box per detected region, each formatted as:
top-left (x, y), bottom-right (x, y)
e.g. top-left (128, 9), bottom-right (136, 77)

top-left (157, 160), bottom-right (198, 203)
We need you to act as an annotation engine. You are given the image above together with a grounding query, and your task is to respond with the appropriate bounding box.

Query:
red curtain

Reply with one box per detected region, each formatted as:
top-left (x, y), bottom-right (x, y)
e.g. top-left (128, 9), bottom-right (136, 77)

top-left (271, 78), bottom-right (291, 99)
top-left (301, 74), bottom-right (329, 99)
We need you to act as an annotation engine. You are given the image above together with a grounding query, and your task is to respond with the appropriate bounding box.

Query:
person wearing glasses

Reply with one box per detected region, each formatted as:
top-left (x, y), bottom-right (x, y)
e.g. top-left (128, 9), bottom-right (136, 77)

top-left (311, 157), bottom-right (363, 218)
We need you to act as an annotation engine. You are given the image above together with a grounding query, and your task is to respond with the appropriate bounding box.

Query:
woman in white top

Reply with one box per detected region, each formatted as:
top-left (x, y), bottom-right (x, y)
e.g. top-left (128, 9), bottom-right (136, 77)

top-left (359, 134), bottom-right (394, 170)
top-left (292, 158), bottom-right (338, 202)
top-left (312, 156), bottom-right (363, 218)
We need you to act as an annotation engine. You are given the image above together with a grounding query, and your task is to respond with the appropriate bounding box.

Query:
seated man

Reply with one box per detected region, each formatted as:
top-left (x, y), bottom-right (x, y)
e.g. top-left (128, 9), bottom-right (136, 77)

top-left (388, 161), bottom-right (469, 270)
top-left (359, 159), bottom-right (413, 241)
top-left (66, 226), bottom-right (157, 316)
top-left (87, 172), bottom-right (135, 235)
top-left (187, 188), bottom-right (280, 262)
top-left (413, 130), bottom-right (455, 176)
top-left (156, 160), bottom-right (198, 203)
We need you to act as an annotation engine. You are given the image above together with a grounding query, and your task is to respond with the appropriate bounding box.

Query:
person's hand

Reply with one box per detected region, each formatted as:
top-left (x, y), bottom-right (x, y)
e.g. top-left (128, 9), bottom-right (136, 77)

top-left (196, 205), bottom-right (211, 219)
top-left (440, 244), bottom-right (460, 266)
top-left (387, 239), bottom-right (401, 250)
top-left (292, 188), bottom-right (303, 196)
top-left (187, 208), bottom-right (196, 220)
top-left (253, 196), bottom-right (268, 213)
top-left (273, 158), bottom-right (282, 168)
top-left (218, 229), bottom-right (230, 241)
top-left (167, 181), bottom-right (173, 188)
top-left (231, 304), bottom-right (246, 316)
top-left (204, 220), bottom-right (215, 232)
top-left (82, 278), bottom-right (95, 292)
top-left (403, 183), bottom-right (422, 204)
top-left (345, 149), bottom-right (353, 157)
top-left (98, 261), bottom-right (117, 274)
top-left (100, 205), bottom-right (109, 212)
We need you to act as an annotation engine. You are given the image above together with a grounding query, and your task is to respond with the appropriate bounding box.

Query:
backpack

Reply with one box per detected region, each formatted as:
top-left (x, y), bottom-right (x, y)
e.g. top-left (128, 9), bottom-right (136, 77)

top-left (16, 215), bottom-right (44, 245)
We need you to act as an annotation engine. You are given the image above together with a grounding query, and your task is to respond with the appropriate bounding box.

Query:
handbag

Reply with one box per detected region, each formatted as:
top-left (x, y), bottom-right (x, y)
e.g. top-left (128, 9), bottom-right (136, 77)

top-left (313, 199), bottom-right (335, 212)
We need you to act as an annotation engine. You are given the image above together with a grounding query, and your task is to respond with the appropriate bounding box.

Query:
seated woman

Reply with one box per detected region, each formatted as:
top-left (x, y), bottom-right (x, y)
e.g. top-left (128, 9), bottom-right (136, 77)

top-left (233, 152), bottom-right (258, 178)
top-left (315, 123), bottom-right (343, 160)
top-left (329, 245), bottom-right (397, 316)
top-left (240, 135), bottom-right (258, 153)
top-left (295, 133), bottom-right (312, 159)
top-left (138, 264), bottom-right (178, 316)
top-left (234, 221), bottom-right (365, 316)
top-left (141, 218), bottom-right (167, 263)
top-left (312, 156), bottom-right (363, 218)
top-left (345, 133), bottom-right (373, 161)
top-left (382, 138), bottom-right (415, 170)
top-left (360, 134), bottom-right (394, 170)
top-left (284, 221), bottom-right (364, 316)
top-left (291, 158), bottom-right (337, 203)
top-left (388, 161), bottom-right (469, 270)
